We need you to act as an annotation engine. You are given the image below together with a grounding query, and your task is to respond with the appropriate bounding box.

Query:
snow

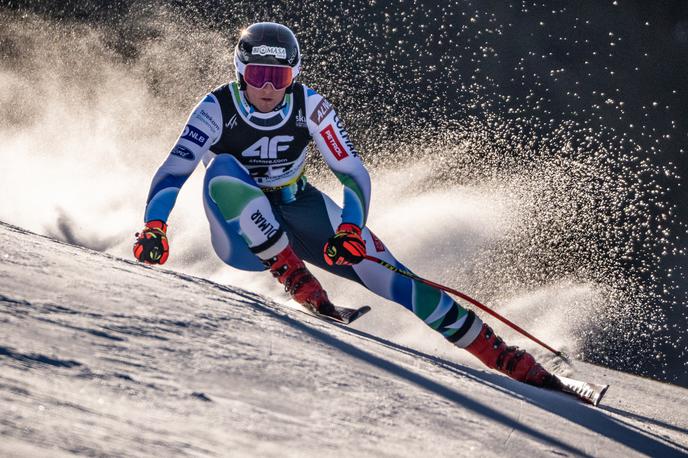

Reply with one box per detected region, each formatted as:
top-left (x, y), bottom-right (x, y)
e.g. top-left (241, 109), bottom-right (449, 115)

top-left (1, 220), bottom-right (687, 457)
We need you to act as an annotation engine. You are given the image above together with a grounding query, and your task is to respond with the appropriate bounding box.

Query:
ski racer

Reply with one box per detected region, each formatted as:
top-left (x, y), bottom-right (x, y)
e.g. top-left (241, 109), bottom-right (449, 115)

top-left (134, 22), bottom-right (556, 388)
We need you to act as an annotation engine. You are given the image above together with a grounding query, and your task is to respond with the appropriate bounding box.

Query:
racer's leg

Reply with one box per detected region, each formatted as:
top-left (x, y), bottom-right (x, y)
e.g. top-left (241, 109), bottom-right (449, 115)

top-left (202, 154), bottom-right (287, 271)
top-left (279, 184), bottom-right (555, 387)
top-left (202, 155), bottom-right (333, 312)
top-left (276, 184), bottom-right (482, 346)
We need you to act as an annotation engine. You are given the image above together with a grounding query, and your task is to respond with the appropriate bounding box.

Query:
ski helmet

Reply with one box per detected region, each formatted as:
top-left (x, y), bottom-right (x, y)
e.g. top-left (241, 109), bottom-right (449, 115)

top-left (234, 22), bottom-right (301, 91)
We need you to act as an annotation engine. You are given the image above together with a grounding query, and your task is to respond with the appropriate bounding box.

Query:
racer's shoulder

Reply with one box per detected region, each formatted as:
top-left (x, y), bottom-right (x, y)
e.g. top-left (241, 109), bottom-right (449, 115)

top-left (206, 82), bottom-right (236, 103)
top-left (187, 87), bottom-right (226, 135)
top-left (301, 83), bottom-right (336, 126)
top-left (300, 83), bottom-right (327, 102)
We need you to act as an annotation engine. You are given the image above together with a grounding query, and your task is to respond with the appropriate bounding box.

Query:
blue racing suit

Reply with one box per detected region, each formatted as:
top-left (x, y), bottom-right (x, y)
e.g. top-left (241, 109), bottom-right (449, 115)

top-left (142, 81), bottom-right (482, 347)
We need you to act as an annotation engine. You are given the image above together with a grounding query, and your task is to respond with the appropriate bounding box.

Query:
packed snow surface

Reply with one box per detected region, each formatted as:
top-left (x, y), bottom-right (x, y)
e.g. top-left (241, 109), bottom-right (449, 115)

top-left (1, 221), bottom-right (686, 457)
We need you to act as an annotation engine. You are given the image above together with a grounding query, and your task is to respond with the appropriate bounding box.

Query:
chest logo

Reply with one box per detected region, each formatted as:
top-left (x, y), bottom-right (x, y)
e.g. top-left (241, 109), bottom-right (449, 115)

top-left (225, 114), bottom-right (238, 129)
top-left (242, 136), bottom-right (295, 160)
top-left (296, 109), bottom-right (307, 128)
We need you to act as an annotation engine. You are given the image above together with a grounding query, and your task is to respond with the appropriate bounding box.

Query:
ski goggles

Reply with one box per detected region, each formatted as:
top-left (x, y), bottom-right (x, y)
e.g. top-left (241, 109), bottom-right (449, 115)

top-left (244, 64), bottom-right (293, 90)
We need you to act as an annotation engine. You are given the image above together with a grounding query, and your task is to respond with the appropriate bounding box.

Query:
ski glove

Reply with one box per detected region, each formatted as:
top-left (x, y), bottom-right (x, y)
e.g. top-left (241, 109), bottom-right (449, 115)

top-left (323, 223), bottom-right (366, 266)
top-left (133, 220), bottom-right (169, 265)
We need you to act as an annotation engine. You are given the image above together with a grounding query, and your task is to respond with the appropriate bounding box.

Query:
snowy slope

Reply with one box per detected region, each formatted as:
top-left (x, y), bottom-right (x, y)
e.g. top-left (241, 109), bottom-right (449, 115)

top-left (1, 221), bottom-right (687, 458)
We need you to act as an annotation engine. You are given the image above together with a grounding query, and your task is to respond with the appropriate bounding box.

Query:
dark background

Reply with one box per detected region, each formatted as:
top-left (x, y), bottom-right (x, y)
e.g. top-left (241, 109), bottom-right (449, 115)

top-left (1, 0), bottom-right (686, 385)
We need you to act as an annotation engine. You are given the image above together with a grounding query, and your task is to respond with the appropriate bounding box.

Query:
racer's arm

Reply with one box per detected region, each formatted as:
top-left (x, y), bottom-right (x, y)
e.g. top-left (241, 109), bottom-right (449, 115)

top-left (305, 87), bottom-right (371, 228)
top-left (143, 94), bottom-right (222, 223)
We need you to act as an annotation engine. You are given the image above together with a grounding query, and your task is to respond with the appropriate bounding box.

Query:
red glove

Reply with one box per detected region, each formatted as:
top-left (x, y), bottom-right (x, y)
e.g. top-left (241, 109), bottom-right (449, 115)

top-left (323, 223), bottom-right (366, 266)
top-left (133, 220), bottom-right (169, 265)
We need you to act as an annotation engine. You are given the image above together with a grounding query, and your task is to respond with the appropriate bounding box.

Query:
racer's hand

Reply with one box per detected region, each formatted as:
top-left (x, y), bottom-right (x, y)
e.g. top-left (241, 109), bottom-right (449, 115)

top-left (323, 223), bottom-right (366, 266)
top-left (133, 220), bottom-right (169, 265)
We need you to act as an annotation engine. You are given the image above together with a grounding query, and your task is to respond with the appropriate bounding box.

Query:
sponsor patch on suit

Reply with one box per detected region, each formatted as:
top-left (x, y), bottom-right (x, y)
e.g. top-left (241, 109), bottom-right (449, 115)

top-left (181, 125), bottom-right (209, 146)
top-left (320, 125), bottom-right (348, 161)
top-left (310, 97), bottom-right (334, 125)
top-left (171, 145), bottom-right (195, 160)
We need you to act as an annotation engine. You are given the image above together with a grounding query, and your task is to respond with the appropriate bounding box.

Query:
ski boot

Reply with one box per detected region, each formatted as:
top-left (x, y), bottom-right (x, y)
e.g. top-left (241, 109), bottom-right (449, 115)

top-left (465, 323), bottom-right (556, 388)
top-left (263, 245), bottom-right (342, 320)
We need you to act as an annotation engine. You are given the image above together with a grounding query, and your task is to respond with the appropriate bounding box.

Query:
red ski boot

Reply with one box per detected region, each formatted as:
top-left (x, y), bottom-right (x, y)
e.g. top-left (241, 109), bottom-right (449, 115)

top-left (465, 323), bottom-right (554, 387)
top-left (263, 245), bottom-right (340, 318)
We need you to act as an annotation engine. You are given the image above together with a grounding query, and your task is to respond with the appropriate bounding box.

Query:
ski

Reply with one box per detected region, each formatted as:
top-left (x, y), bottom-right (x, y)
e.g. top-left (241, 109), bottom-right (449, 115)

top-left (549, 375), bottom-right (609, 406)
top-left (313, 304), bottom-right (371, 325)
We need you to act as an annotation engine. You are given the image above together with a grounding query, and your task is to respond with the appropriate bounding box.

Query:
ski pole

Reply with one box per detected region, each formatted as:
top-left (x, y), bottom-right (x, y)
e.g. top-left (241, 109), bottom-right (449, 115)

top-left (364, 255), bottom-right (567, 359)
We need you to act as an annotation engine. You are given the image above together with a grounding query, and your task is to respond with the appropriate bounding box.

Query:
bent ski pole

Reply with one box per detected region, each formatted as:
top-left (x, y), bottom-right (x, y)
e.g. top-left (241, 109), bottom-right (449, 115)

top-left (364, 255), bottom-right (567, 359)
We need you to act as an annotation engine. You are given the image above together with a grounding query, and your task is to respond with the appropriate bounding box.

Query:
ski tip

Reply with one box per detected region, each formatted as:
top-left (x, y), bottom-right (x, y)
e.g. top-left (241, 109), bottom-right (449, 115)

top-left (342, 305), bottom-right (372, 324)
top-left (551, 375), bottom-right (610, 407)
top-left (592, 384), bottom-right (610, 407)
top-left (358, 305), bottom-right (372, 314)
top-left (315, 304), bottom-right (372, 325)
